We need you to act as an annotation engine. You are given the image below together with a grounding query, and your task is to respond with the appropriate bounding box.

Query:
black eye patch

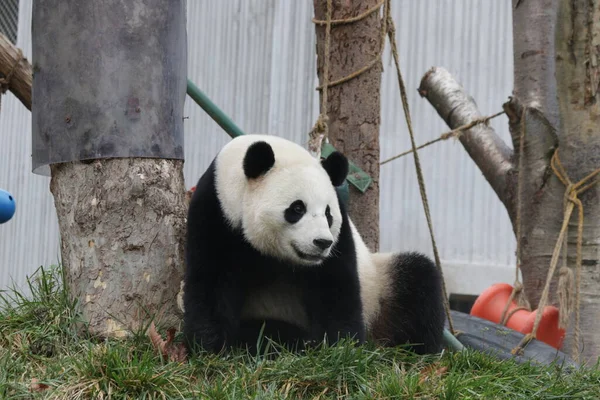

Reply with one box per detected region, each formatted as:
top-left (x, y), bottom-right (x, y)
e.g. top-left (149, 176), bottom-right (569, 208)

top-left (284, 200), bottom-right (306, 224)
top-left (325, 205), bottom-right (333, 227)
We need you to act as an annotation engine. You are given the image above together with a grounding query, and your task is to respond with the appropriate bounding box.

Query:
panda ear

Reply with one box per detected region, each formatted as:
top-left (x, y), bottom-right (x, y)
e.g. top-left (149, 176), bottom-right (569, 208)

top-left (321, 151), bottom-right (348, 187)
top-left (243, 141), bottom-right (276, 179)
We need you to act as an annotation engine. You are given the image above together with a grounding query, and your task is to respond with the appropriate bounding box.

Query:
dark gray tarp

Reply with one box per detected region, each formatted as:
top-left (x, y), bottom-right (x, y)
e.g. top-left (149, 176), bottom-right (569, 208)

top-left (31, 0), bottom-right (187, 176)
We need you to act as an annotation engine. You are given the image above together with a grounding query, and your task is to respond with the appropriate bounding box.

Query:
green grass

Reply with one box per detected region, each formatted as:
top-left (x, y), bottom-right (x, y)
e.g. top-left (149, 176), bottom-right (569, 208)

top-left (1, 266), bottom-right (599, 399)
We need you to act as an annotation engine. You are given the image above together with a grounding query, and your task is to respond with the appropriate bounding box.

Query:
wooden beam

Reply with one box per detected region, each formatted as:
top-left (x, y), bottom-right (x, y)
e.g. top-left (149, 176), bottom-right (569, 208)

top-left (0, 33), bottom-right (32, 110)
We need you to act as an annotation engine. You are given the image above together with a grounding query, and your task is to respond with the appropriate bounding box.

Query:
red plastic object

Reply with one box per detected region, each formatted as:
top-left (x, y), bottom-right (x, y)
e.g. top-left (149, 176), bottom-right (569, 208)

top-left (470, 283), bottom-right (565, 349)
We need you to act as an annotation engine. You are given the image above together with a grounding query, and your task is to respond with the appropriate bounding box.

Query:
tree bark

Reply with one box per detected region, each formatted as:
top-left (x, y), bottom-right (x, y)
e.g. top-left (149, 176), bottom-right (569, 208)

top-left (0, 33), bottom-right (32, 111)
top-left (313, 0), bottom-right (382, 252)
top-left (32, 0), bottom-right (188, 337)
top-left (552, 0), bottom-right (600, 363)
top-left (419, 0), bottom-right (600, 363)
top-left (50, 159), bottom-right (187, 336)
top-left (508, 1), bottom-right (564, 317)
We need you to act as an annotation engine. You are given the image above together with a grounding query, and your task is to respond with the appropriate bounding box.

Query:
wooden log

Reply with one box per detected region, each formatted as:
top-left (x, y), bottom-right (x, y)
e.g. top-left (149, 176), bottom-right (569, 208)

top-left (0, 33), bottom-right (32, 110)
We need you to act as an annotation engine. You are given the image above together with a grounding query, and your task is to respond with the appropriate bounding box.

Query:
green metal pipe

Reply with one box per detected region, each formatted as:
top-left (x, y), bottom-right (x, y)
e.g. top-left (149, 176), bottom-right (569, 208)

top-left (443, 328), bottom-right (465, 352)
top-left (186, 79), bottom-right (245, 138)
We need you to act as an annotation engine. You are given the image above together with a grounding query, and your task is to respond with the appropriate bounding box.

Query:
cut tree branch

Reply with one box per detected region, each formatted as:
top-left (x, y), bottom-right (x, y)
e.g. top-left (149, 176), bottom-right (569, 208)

top-left (0, 33), bottom-right (32, 110)
top-left (418, 66), bottom-right (516, 219)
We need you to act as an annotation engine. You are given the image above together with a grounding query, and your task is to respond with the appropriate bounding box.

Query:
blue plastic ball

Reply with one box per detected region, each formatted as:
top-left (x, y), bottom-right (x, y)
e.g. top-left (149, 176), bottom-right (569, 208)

top-left (0, 189), bottom-right (16, 224)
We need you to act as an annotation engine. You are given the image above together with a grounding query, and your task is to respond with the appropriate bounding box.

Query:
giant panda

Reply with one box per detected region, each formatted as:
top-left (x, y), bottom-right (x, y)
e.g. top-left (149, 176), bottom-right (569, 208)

top-left (183, 134), bottom-right (445, 355)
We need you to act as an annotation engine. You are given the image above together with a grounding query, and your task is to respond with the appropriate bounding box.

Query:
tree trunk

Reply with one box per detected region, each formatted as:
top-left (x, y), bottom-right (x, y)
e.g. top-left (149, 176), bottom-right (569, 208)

top-left (313, 0), bottom-right (382, 252)
top-left (50, 159), bottom-right (187, 336)
top-left (506, 0), bottom-right (600, 364)
top-left (418, 0), bottom-right (600, 364)
top-left (32, 0), bottom-right (188, 337)
top-left (509, 1), bottom-right (564, 314)
top-left (551, 0), bottom-right (600, 363)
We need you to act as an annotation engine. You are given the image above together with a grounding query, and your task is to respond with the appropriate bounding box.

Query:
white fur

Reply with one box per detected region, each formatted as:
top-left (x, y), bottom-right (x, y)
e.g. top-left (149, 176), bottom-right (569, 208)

top-left (349, 219), bottom-right (393, 329)
top-left (215, 134), bottom-right (342, 266)
top-left (214, 134), bottom-right (388, 328)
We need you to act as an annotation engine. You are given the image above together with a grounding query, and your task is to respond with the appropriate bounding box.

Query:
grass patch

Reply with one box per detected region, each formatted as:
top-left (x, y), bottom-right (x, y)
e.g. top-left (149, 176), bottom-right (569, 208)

top-left (0, 265), bottom-right (599, 399)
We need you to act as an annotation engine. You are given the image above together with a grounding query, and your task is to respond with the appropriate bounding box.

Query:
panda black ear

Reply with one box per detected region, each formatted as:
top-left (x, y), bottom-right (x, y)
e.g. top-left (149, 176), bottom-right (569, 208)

top-left (321, 151), bottom-right (348, 187)
top-left (243, 141), bottom-right (276, 179)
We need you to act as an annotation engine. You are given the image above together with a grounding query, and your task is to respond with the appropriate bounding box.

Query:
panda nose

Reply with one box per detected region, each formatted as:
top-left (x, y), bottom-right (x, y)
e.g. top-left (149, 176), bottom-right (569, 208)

top-left (313, 238), bottom-right (333, 250)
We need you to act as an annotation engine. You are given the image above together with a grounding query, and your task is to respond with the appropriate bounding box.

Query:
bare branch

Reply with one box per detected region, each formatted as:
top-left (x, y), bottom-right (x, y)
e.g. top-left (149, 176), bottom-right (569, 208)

top-left (418, 66), bottom-right (516, 219)
top-left (0, 33), bottom-right (32, 110)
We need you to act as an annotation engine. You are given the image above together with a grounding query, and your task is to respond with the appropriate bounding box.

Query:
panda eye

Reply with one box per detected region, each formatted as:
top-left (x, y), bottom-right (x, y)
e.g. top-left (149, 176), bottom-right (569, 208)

top-left (293, 202), bottom-right (305, 214)
top-left (285, 200), bottom-right (306, 224)
top-left (325, 205), bottom-right (333, 228)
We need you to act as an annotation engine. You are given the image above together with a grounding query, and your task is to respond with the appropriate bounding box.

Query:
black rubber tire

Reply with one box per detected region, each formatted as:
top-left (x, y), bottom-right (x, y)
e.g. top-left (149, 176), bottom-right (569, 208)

top-left (446, 310), bottom-right (579, 369)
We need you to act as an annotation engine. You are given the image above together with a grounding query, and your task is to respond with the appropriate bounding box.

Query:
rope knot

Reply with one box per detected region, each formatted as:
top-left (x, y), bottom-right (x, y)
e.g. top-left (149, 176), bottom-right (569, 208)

top-left (564, 182), bottom-right (577, 205)
top-left (314, 114), bottom-right (329, 133)
top-left (386, 16), bottom-right (395, 34)
top-left (499, 281), bottom-right (531, 326)
top-left (308, 114), bottom-right (330, 158)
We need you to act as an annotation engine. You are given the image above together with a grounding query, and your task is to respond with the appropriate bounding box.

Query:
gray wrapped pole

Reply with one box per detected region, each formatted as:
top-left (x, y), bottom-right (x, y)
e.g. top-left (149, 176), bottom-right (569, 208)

top-left (32, 0), bottom-right (188, 337)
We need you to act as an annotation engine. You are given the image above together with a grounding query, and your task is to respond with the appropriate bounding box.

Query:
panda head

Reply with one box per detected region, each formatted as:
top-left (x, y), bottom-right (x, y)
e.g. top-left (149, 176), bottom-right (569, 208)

top-left (239, 139), bottom-right (348, 266)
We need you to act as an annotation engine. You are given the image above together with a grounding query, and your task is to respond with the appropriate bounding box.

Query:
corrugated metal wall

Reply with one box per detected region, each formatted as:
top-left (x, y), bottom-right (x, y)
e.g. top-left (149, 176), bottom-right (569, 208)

top-left (0, 0), bottom-right (62, 294)
top-left (0, 0), bottom-right (516, 296)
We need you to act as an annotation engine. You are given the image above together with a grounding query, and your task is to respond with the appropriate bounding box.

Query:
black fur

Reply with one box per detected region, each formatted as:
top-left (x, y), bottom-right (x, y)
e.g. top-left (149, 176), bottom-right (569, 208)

top-left (284, 200), bottom-right (306, 224)
top-left (321, 151), bottom-right (348, 187)
top-left (243, 141), bottom-right (275, 179)
top-left (369, 252), bottom-right (446, 355)
top-left (183, 160), bottom-right (365, 355)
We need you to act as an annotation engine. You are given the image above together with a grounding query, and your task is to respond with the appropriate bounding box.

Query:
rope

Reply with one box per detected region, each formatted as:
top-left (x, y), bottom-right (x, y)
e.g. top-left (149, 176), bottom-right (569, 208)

top-left (511, 150), bottom-right (599, 361)
top-left (0, 48), bottom-right (23, 114)
top-left (380, 111), bottom-right (505, 165)
top-left (312, 0), bottom-right (384, 26)
top-left (315, 57), bottom-right (382, 91)
top-left (384, 0), bottom-right (454, 335)
top-left (308, 0), bottom-right (333, 158)
top-left (558, 265), bottom-right (574, 329)
top-left (499, 107), bottom-right (532, 326)
top-left (501, 305), bottom-right (529, 326)
top-left (557, 165), bottom-right (575, 331)
top-left (499, 283), bottom-right (529, 326)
